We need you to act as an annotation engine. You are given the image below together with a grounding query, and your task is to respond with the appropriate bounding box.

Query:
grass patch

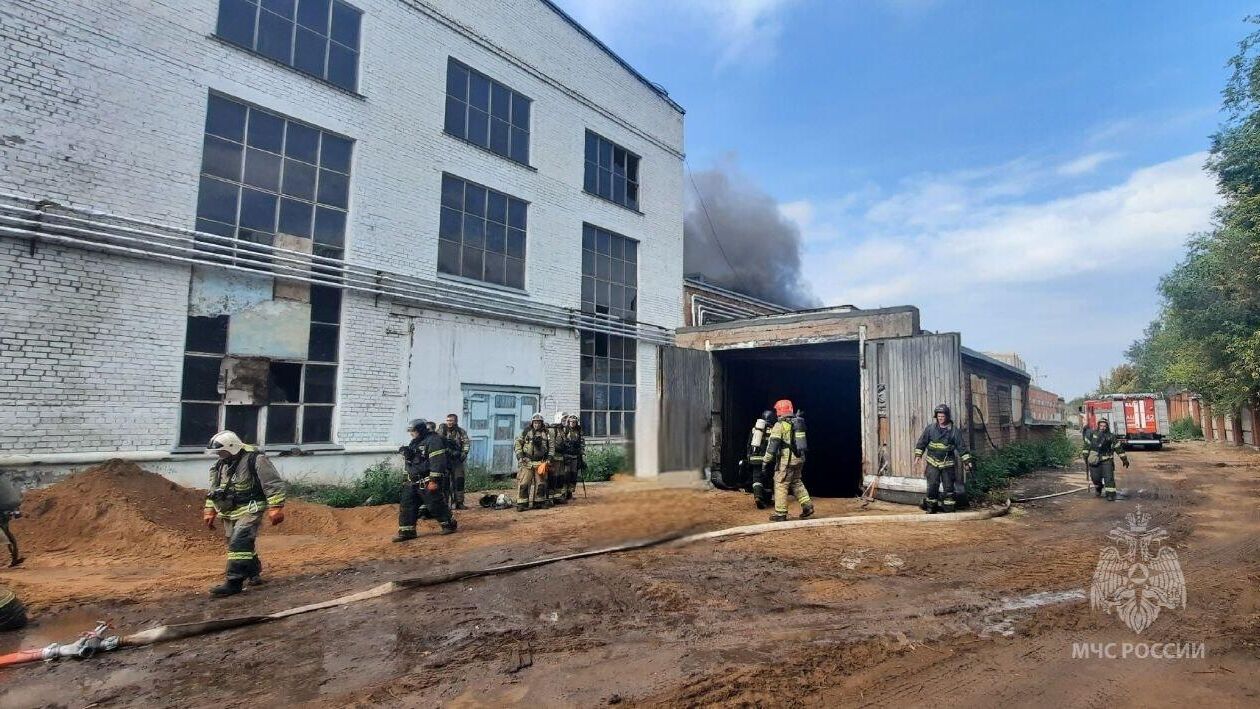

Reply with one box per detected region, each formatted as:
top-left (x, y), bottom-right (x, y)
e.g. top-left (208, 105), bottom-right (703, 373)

top-left (581, 444), bottom-right (628, 482)
top-left (287, 461), bottom-right (506, 508)
top-left (1169, 416), bottom-right (1203, 441)
top-left (966, 430), bottom-right (1078, 503)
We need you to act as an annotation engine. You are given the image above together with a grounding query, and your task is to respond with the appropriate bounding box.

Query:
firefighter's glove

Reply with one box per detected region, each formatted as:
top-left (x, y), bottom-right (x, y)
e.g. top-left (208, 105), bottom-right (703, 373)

top-left (267, 507), bottom-right (285, 526)
top-left (398, 445), bottom-right (410, 456)
top-left (426, 478), bottom-right (440, 494)
top-left (1122, 458), bottom-right (1130, 469)
top-left (202, 508), bottom-right (217, 529)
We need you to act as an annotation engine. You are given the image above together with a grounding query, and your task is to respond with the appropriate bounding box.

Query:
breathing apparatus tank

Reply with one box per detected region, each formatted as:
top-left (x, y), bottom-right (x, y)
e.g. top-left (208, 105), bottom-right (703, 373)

top-left (750, 410), bottom-right (773, 451)
top-left (791, 410), bottom-right (808, 456)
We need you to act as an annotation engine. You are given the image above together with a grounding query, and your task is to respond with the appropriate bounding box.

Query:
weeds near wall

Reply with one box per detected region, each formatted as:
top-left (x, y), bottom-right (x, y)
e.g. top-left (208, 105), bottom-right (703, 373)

top-left (966, 431), bottom-right (1078, 502)
top-left (1169, 416), bottom-right (1204, 441)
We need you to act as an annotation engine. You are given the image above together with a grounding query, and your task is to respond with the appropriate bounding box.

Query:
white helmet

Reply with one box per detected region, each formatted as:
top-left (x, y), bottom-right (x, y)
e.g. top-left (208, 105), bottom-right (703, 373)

top-left (206, 430), bottom-right (246, 457)
top-left (554, 411), bottom-right (569, 425)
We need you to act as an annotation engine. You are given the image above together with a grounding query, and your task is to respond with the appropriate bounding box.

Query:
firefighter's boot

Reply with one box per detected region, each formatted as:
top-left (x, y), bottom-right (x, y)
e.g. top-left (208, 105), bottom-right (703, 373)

top-left (391, 530), bottom-right (417, 543)
top-left (800, 503), bottom-right (815, 519)
top-left (769, 512), bottom-right (788, 522)
top-left (440, 519), bottom-right (458, 535)
top-left (1105, 490), bottom-right (1116, 502)
top-left (209, 578), bottom-right (244, 598)
top-left (752, 482), bottom-right (768, 509)
top-left (246, 575), bottom-right (266, 587)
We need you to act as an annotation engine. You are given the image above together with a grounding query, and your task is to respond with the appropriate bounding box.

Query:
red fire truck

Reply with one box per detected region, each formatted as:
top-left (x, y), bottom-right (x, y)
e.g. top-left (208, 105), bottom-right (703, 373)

top-left (1081, 393), bottom-right (1169, 450)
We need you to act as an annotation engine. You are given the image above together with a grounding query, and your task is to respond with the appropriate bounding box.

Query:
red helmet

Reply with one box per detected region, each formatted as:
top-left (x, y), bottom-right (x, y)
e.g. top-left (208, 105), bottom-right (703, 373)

top-left (774, 399), bottom-right (794, 416)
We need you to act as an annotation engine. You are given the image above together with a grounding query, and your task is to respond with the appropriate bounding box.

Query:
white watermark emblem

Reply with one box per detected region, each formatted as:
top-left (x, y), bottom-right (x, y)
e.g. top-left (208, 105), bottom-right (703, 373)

top-left (1090, 506), bottom-right (1186, 634)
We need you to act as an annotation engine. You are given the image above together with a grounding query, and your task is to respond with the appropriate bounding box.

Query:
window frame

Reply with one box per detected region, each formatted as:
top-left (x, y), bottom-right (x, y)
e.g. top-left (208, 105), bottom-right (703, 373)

top-left (579, 331), bottom-right (637, 442)
top-left (436, 173), bottom-right (529, 290)
top-left (443, 57), bottom-right (532, 167)
top-left (583, 130), bottom-right (641, 212)
top-left (580, 223), bottom-right (638, 322)
top-left (214, 0), bottom-right (364, 93)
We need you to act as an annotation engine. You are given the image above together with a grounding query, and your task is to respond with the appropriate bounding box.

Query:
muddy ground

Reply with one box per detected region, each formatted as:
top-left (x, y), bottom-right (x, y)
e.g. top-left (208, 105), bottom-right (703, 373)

top-left (1, 442), bottom-right (1257, 708)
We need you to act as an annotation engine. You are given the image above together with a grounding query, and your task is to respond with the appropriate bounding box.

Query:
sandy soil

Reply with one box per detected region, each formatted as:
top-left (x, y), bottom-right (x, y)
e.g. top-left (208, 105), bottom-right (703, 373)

top-left (0, 442), bottom-right (1257, 708)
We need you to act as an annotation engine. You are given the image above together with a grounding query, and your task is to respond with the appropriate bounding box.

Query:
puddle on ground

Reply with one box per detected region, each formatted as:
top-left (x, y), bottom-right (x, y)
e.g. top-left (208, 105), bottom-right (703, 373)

top-left (975, 588), bottom-right (1086, 638)
top-left (0, 607), bottom-right (114, 654)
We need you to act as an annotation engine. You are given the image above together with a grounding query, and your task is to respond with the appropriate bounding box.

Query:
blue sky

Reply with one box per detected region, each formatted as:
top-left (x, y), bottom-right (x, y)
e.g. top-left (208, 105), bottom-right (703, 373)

top-left (555, 0), bottom-right (1250, 397)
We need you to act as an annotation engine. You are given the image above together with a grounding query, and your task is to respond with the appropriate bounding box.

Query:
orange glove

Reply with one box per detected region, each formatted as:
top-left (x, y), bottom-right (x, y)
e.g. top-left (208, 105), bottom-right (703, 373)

top-left (203, 508), bottom-right (217, 529)
top-left (267, 507), bottom-right (285, 525)
top-left (426, 479), bottom-right (440, 493)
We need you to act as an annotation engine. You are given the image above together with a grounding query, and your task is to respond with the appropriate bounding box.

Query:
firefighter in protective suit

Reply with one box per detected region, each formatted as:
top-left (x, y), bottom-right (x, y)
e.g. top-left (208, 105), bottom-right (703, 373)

top-left (747, 409), bottom-right (777, 509)
top-left (515, 414), bottom-right (552, 511)
top-left (913, 404), bottom-right (973, 513)
top-left (1082, 418), bottom-right (1128, 501)
top-left (763, 399), bottom-right (814, 522)
top-left (395, 418), bottom-right (457, 540)
top-left (203, 430), bottom-right (287, 597)
top-left (552, 413), bottom-right (584, 504)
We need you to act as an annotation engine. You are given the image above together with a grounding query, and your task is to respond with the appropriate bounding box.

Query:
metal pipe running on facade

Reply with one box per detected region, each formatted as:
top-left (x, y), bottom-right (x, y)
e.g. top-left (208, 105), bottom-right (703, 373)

top-left (0, 194), bottom-right (673, 346)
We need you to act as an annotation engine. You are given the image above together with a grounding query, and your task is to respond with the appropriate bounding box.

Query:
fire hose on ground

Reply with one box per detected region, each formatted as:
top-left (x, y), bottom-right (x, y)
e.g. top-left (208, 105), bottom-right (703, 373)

top-left (0, 502), bottom-right (1012, 669)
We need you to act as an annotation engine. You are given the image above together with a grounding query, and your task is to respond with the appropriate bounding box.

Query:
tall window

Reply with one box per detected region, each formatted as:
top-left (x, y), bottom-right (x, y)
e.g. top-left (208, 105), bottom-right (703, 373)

top-left (583, 131), bottom-right (640, 211)
top-left (181, 93), bottom-right (350, 449)
top-left (438, 174), bottom-right (527, 289)
top-left (580, 224), bottom-right (639, 439)
top-left (444, 58), bottom-right (531, 165)
top-left (581, 224), bottom-right (638, 321)
top-left (215, 0), bottom-right (362, 91)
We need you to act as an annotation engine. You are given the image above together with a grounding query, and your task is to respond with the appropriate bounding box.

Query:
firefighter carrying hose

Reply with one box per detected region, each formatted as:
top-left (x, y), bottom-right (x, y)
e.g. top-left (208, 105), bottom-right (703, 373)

top-left (515, 414), bottom-right (553, 511)
top-left (747, 409), bottom-right (777, 509)
top-left (1082, 418), bottom-right (1128, 501)
top-left (395, 418), bottom-right (457, 541)
top-left (913, 404), bottom-right (973, 513)
top-left (762, 399), bottom-right (814, 522)
top-left (203, 430), bottom-right (287, 597)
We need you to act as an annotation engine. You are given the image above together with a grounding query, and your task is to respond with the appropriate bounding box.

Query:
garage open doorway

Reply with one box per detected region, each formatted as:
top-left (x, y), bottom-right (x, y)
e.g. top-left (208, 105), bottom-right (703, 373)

top-left (717, 342), bottom-right (862, 497)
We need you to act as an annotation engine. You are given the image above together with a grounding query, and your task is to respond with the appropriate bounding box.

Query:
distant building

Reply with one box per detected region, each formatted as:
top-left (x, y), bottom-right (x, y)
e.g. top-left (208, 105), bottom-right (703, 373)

top-left (982, 352), bottom-right (1027, 373)
top-left (1027, 386), bottom-right (1066, 425)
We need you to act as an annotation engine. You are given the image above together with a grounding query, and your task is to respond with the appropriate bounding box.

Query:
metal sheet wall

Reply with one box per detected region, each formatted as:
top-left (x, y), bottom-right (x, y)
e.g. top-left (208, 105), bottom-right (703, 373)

top-left (657, 345), bottom-right (713, 471)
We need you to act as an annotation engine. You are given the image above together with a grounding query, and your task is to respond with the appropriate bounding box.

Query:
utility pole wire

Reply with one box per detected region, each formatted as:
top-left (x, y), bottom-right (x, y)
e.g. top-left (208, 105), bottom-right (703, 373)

top-left (686, 161), bottom-right (739, 279)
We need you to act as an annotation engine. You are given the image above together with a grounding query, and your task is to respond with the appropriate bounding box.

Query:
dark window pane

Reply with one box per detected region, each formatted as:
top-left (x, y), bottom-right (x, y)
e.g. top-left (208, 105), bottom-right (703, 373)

top-left (310, 284), bottom-right (341, 322)
top-left (610, 234), bottom-right (624, 261)
top-left (446, 60), bottom-right (469, 100)
top-left (268, 361), bottom-right (302, 402)
top-left (613, 175), bottom-right (626, 205)
top-left (267, 405), bottom-right (298, 445)
top-left (464, 184), bottom-right (486, 216)
top-left (594, 385), bottom-right (609, 410)
top-left (608, 336), bottom-right (622, 359)
top-left (225, 405), bottom-right (260, 444)
top-left (444, 96), bottom-right (466, 138)
top-left (468, 72), bottom-right (490, 111)
top-left (263, 0), bottom-right (295, 18)
top-left (302, 406), bottom-right (333, 443)
top-left (243, 148), bottom-right (282, 191)
top-left (282, 158), bottom-right (317, 199)
top-left (624, 239), bottom-right (637, 264)
top-left (330, 0), bottom-right (360, 47)
top-left (218, 0), bottom-right (258, 47)
top-left (506, 228), bottom-right (525, 258)
top-left (582, 224), bottom-right (596, 251)
top-left (580, 331), bottom-right (595, 355)
top-left (506, 257), bottom-right (524, 289)
top-left (597, 254), bottom-right (610, 280)
top-left (507, 199), bottom-right (526, 230)
top-left (596, 229), bottom-right (611, 255)
top-left (484, 252), bottom-right (506, 285)
top-left (583, 162), bottom-right (597, 194)
top-left (585, 131), bottom-right (598, 162)
top-left (285, 122), bottom-right (319, 163)
top-left (182, 355), bottom-right (222, 399)
top-left (599, 140), bottom-right (613, 167)
top-left (461, 246), bottom-right (483, 279)
top-left (180, 403), bottom-right (221, 447)
top-left (247, 110), bottom-right (285, 153)
top-left (610, 384), bottom-right (624, 411)
top-left (296, 0), bottom-right (330, 33)
top-left (511, 95), bottom-right (530, 130)
top-left (491, 83), bottom-right (510, 121)
top-left (463, 215), bottom-right (485, 248)
top-left (594, 413), bottom-right (607, 437)
top-left (239, 188), bottom-right (278, 232)
top-left (599, 168), bottom-right (613, 199)
top-left (593, 357), bottom-right (608, 383)
top-left (441, 175), bottom-right (464, 209)
top-left (293, 26), bottom-right (327, 77)
top-left (489, 118), bottom-right (510, 156)
top-left (609, 412), bottom-right (622, 437)
top-left (627, 183), bottom-right (639, 209)
top-left (186, 315), bottom-right (228, 353)
top-left (485, 221), bottom-right (505, 254)
top-left (437, 238), bottom-right (461, 275)
top-left (256, 9), bottom-right (293, 64)
top-left (439, 207), bottom-right (462, 240)
top-left (196, 218), bottom-right (235, 242)
top-left (279, 198), bottom-right (313, 237)
top-left (317, 168), bottom-right (349, 208)
top-left (580, 383), bottom-right (593, 409)
top-left (206, 95), bottom-right (248, 142)
top-left (313, 206), bottom-right (346, 245)
top-left (581, 276), bottom-right (594, 306)
top-left (327, 43), bottom-right (357, 90)
top-left (487, 191), bottom-right (507, 224)
top-left (197, 176), bottom-right (240, 224)
top-left (609, 358), bottom-right (623, 385)
top-left (304, 364), bottom-right (337, 402)
top-left (510, 128), bottom-right (529, 164)
top-left (320, 134), bottom-right (353, 173)
top-left (467, 108), bottom-right (488, 146)
top-left (202, 135), bottom-right (243, 181)
top-left (309, 322), bottom-right (339, 361)
top-left (627, 155), bottom-right (639, 181)
top-left (613, 147), bottom-right (626, 174)
top-left (624, 386), bottom-right (636, 408)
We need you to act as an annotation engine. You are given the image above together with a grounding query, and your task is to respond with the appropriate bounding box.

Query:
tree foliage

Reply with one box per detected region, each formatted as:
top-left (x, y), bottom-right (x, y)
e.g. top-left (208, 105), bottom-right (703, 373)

top-left (1110, 19), bottom-right (1260, 411)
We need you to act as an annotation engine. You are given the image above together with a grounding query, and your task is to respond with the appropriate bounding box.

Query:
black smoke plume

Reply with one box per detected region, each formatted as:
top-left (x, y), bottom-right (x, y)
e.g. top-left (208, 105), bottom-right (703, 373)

top-left (684, 162), bottom-right (820, 309)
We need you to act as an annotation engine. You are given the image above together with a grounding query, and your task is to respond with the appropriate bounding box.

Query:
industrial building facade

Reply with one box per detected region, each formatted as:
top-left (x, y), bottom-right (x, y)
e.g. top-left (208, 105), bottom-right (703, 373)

top-left (0, 0), bottom-right (684, 484)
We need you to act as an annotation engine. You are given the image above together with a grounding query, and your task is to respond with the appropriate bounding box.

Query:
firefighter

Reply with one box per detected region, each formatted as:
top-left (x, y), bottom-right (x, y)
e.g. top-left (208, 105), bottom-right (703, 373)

top-left (553, 413), bottom-right (585, 503)
top-left (747, 409), bottom-right (777, 509)
top-left (763, 399), bottom-right (814, 522)
top-left (515, 414), bottom-right (552, 511)
top-left (913, 404), bottom-right (973, 513)
top-left (395, 418), bottom-right (457, 541)
top-left (441, 413), bottom-right (471, 510)
top-left (1082, 418), bottom-right (1128, 501)
top-left (203, 430), bottom-right (287, 597)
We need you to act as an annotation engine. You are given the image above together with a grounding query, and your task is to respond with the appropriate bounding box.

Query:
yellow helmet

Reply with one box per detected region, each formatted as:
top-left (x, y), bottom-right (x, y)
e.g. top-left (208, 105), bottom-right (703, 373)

top-left (206, 430), bottom-right (246, 457)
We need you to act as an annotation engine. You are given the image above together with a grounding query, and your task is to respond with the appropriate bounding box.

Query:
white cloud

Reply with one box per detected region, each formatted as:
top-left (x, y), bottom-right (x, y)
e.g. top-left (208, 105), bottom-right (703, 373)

top-left (1057, 151), bottom-right (1120, 176)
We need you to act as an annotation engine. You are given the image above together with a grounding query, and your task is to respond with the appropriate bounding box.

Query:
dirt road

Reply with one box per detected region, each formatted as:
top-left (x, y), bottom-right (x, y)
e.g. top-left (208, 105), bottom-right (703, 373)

top-left (1, 442), bottom-right (1257, 707)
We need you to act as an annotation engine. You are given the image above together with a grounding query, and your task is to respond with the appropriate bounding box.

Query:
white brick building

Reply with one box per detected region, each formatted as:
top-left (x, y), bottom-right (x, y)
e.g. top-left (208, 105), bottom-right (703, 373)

top-left (0, 0), bottom-right (685, 485)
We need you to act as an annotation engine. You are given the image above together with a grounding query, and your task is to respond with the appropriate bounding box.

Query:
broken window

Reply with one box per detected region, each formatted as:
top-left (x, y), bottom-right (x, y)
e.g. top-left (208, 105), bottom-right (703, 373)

top-left (179, 403), bottom-right (220, 447)
top-left (267, 404), bottom-right (299, 445)
top-left (581, 224), bottom-right (638, 322)
top-left (225, 405), bottom-right (260, 444)
top-left (269, 361), bottom-right (302, 402)
top-left (182, 355), bottom-right (223, 401)
top-left (185, 315), bottom-right (228, 353)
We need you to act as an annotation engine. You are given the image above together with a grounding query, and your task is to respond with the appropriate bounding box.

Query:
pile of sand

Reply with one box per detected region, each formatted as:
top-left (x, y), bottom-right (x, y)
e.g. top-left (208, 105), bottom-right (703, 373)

top-left (13, 459), bottom-right (221, 560)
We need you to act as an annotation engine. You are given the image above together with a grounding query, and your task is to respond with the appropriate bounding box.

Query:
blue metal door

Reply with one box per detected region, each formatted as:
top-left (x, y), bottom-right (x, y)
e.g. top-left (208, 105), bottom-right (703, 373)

top-left (462, 386), bottom-right (540, 474)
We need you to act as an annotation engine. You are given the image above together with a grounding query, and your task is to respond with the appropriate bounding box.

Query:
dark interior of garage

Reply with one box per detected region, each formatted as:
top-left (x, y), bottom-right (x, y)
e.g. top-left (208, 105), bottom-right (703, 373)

top-left (717, 342), bottom-right (862, 497)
